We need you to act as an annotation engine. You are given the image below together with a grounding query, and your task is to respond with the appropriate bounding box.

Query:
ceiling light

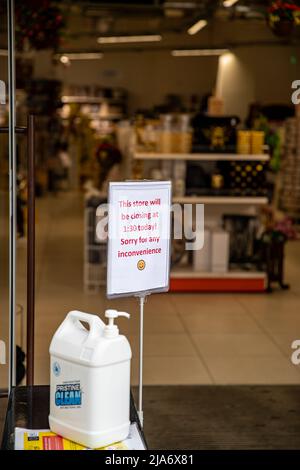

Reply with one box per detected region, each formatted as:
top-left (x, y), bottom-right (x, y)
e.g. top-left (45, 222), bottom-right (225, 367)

top-left (172, 49), bottom-right (229, 57)
top-left (223, 0), bottom-right (239, 7)
top-left (97, 35), bottom-right (162, 44)
top-left (219, 52), bottom-right (234, 65)
top-left (187, 19), bottom-right (208, 35)
top-left (60, 55), bottom-right (70, 65)
top-left (58, 53), bottom-right (104, 61)
top-left (164, 2), bottom-right (198, 8)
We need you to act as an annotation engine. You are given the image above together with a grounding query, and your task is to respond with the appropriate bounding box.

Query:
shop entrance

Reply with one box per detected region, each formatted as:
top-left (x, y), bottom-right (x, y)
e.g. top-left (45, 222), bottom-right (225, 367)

top-left (0, 1), bottom-right (12, 397)
top-left (1, 0), bottom-right (300, 452)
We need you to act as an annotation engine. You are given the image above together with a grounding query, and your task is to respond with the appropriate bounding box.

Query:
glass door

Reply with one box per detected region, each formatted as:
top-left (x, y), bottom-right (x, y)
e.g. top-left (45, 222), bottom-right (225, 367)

top-left (0, 0), bottom-right (10, 396)
top-left (0, 0), bottom-right (16, 397)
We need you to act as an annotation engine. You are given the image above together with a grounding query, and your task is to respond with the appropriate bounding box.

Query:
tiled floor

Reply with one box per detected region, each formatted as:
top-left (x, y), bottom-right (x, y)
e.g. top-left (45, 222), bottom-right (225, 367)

top-left (16, 192), bottom-right (300, 386)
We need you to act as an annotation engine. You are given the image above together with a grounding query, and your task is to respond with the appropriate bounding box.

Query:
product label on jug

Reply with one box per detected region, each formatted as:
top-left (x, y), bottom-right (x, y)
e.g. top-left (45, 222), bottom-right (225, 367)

top-left (55, 382), bottom-right (82, 408)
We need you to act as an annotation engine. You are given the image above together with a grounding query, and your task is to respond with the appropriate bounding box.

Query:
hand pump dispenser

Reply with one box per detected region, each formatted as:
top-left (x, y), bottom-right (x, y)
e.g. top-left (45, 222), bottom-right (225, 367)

top-left (49, 309), bottom-right (132, 448)
top-left (104, 309), bottom-right (130, 338)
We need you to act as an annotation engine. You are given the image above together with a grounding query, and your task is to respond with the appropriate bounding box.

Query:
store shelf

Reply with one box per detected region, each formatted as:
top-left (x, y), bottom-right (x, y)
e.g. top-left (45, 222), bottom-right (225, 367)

top-left (134, 152), bottom-right (270, 162)
top-left (62, 114), bottom-right (123, 121)
top-left (91, 115), bottom-right (124, 120)
top-left (61, 95), bottom-right (125, 105)
top-left (170, 269), bottom-right (267, 292)
top-left (172, 196), bottom-right (268, 205)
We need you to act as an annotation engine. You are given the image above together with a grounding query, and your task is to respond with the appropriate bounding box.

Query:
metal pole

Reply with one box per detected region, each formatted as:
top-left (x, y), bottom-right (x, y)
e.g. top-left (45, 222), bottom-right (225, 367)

top-left (26, 115), bottom-right (35, 386)
top-left (138, 295), bottom-right (145, 427)
top-left (7, 0), bottom-right (16, 391)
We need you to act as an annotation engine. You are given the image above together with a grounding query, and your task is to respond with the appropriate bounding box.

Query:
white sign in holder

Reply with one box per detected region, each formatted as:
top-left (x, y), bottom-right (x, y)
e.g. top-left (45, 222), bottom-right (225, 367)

top-left (107, 181), bottom-right (172, 426)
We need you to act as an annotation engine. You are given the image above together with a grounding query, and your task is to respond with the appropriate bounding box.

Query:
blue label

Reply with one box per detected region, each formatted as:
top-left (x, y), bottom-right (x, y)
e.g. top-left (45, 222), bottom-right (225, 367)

top-left (55, 383), bottom-right (82, 407)
top-left (53, 362), bottom-right (61, 377)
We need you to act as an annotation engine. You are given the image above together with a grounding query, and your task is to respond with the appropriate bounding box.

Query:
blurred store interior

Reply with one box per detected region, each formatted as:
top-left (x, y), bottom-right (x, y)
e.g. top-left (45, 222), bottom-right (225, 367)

top-left (1, 0), bottom-right (300, 448)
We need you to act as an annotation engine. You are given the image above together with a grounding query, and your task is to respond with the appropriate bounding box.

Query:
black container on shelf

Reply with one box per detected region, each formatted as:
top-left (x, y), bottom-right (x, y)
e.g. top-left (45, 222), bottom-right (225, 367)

top-left (223, 214), bottom-right (259, 264)
top-left (191, 114), bottom-right (240, 152)
top-left (185, 160), bottom-right (268, 197)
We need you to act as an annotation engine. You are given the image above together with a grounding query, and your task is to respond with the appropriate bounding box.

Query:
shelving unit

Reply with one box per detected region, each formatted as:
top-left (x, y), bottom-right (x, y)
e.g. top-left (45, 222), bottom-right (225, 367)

top-left (61, 95), bottom-right (125, 105)
top-left (61, 92), bottom-right (128, 122)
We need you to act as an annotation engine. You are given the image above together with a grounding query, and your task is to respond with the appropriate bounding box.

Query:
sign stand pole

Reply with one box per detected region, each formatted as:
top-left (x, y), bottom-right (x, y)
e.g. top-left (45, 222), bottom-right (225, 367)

top-left (138, 294), bottom-right (146, 428)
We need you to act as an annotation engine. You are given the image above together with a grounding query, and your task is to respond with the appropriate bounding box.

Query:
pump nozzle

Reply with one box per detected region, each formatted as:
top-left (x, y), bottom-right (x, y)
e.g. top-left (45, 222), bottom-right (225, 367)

top-left (104, 310), bottom-right (130, 338)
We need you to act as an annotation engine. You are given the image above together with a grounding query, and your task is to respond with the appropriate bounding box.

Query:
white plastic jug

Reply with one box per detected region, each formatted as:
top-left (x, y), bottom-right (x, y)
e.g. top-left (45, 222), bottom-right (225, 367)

top-left (49, 309), bottom-right (132, 448)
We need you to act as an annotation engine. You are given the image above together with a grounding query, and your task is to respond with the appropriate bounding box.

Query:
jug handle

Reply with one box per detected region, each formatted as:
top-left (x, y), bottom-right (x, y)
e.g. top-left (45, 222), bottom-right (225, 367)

top-left (66, 310), bottom-right (102, 343)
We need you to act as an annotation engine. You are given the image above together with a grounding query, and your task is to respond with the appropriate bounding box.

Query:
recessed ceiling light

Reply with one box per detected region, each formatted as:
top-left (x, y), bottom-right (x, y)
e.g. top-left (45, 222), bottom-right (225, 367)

top-left (187, 19), bottom-right (208, 35)
top-left (60, 55), bottom-right (70, 65)
top-left (97, 35), bottom-right (162, 44)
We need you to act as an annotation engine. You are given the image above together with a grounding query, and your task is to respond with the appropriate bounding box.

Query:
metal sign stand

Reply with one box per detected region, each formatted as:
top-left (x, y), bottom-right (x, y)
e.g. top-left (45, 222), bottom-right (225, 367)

top-left (0, 117), bottom-right (36, 391)
top-left (137, 294), bottom-right (147, 428)
top-left (7, 0), bottom-right (17, 392)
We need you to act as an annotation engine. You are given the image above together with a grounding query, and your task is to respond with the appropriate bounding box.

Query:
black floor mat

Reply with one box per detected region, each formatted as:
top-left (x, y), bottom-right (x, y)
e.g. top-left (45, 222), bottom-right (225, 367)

top-left (137, 385), bottom-right (300, 450)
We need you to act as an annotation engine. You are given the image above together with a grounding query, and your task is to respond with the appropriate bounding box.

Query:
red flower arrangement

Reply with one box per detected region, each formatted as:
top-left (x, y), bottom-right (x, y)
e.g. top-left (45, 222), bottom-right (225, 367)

top-left (15, 0), bottom-right (65, 51)
top-left (267, 1), bottom-right (300, 36)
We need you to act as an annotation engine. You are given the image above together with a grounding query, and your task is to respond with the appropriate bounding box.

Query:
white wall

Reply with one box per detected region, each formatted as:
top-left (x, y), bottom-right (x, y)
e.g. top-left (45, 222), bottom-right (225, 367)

top-left (216, 51), bottom-right (255, 119)
top-left (32, 45), bottom-right (300, 120)
top-left (53, 51), bottom-right (219, 113)
top-left (216, 46), bottom-right (300, 119)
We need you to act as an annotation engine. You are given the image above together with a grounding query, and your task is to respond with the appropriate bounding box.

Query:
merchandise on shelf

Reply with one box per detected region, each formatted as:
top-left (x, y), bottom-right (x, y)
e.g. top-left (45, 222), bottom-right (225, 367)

top-left (207, 95), bottom-right (224, 117)
top-left (133, 114), bottom-right (193, 154)
top-left (251, 131), bottom-right (265, 154)
top-left (158, 114), bottom-right (193, 153)
top-left (173, 161), bottom-right (186, 197)
top-left (237, 130), bottom-right (251, 154)
top-left (185, 159), bottom-right (268, 197)
top-left (237, 130), bottom-right (265, 155)
top-left (225, 160), bottom-right (268, 197)
top-left (192, 227), bottom-right (230, 273)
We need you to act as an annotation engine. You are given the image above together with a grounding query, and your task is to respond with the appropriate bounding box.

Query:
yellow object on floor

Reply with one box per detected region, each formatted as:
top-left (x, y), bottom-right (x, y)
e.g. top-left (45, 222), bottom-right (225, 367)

top-left (18, 428), bottom-right (133, 450)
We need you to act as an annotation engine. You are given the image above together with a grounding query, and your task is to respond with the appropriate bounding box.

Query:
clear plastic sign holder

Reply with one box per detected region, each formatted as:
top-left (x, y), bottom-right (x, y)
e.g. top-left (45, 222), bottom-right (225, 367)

top-left (106, 181), bottom-right (172, 428)
top-left (136, 294), bottom-right (146, 426)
